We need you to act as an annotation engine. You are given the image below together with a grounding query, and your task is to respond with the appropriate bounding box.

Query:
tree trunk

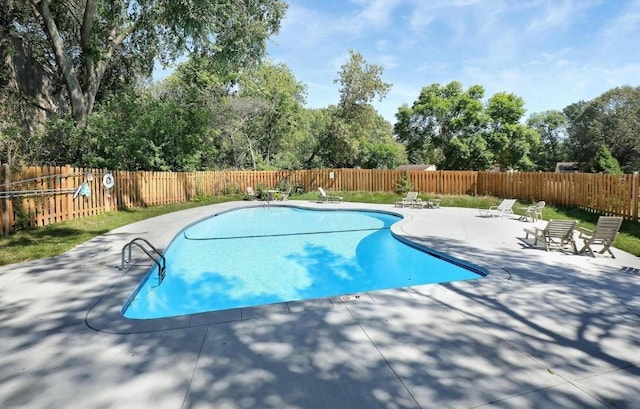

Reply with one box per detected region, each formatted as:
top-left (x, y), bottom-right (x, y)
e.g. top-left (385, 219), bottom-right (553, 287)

top-left (33, 0), bottom-right (87, 122)
top-left (32, 0), bottom-right (126, 124)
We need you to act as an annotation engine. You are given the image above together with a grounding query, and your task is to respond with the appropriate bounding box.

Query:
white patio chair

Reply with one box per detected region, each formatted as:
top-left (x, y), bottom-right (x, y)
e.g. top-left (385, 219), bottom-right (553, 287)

top-left (525, 200), bottom-right (546, 222)
top-left (395, 191), bottom-right (421, 208)
top-left (578, 216), bottom-right (623, 258)
top-left (524, 219), bottom-right (578, 253)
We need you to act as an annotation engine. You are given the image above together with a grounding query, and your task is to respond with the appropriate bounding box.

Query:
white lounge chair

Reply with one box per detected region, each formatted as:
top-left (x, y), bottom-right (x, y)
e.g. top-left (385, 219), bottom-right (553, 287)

top-left (479, 198), bottom-right (516, 217)
top-left (578, 216), bottom-right (623, 258)
top-left (246, 186), bottom-right (258, 200)
top-left (395, 191), bottom-right (421, 208)
top-left (524, 219), bottom-right (578, 253)
top-left (318, 187), bottom-right (343, 203)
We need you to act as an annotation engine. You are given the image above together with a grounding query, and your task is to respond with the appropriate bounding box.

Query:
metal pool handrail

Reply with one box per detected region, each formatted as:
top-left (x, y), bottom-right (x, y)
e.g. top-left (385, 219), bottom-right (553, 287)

top-left (121, 237), bottom-right (166, 282)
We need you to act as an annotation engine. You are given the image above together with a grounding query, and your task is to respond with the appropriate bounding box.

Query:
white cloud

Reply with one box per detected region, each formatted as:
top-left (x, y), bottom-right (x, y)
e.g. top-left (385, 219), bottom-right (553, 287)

top-left (349, 0), bottom-right (403, 27)
top-left (595, 2), bottom-right (640, 51)
top-left (524, 0), bottom-right (590, 32)
top-left (376, 39), bottom-right (390, 51)
top-left (376, 53), bottom-right (399, 70)
top-left (266, 0), bottom-right (640, 123)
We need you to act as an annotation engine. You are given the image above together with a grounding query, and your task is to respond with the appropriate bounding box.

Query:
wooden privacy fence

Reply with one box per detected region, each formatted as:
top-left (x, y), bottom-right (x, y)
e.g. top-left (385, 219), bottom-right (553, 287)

top-left (477, 172), bottom-right (640, 219)
top-left (1, 165), bottom-right (639, 234)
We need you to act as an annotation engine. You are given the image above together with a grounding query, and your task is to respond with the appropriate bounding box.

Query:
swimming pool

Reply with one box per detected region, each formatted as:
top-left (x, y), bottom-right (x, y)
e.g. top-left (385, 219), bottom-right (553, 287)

top-left (122, 206), bottom-right (485, 319)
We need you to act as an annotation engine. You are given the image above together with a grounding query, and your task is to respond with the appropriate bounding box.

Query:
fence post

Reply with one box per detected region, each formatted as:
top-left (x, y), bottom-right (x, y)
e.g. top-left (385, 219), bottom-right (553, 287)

top-left (633, 171), bottom-right (639, 222)
top-left (474, 172), bottom-right (479, 196)
top-left (63, 165), bottom-right (72, 221)
top-left (2, 164), bottom-right (9, 235)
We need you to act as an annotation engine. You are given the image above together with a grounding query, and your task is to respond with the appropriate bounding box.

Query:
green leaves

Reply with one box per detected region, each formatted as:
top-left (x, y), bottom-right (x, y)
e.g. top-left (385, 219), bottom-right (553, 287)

top-left (486, 92), bottom-right (525, 127)
top-left (395, 82), bottom-right (545, 171)
top-left (18, 0), bottom-right (287, 122)
top-left (238, 60), bottom-right (307, 168)
top-left (527, 110), bottom-right (568, 171)
top-left (566, 86), bottom-right (640, 172)
top-left (306, 51), bottom-right (402, 169)
top-left (335, 50), bottom-right (392, 114)
top-left (590, 144), bottom-right (622, 174)
top-left (395, 81), bottom-right (491, 170)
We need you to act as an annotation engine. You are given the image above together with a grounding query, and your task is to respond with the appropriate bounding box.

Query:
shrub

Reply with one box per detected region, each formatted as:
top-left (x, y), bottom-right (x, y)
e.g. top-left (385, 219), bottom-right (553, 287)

top-left (393, 172), bottom-right (413, 194)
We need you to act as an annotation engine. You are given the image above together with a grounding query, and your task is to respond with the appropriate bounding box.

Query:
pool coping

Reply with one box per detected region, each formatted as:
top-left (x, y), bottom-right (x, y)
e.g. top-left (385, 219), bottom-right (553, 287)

top-left (85, 202), bottom-right (492, 334)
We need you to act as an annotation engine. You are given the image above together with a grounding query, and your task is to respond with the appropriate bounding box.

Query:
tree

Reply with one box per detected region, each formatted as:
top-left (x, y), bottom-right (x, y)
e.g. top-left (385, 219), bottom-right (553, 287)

top-left (314, 50), bottom-right (400, 168)
top-left (565, 86), bottom-right (640, 172)
top-left (335, 49), bottom-right (391, 114)
top-left (271, 108), bottom-right (320, 170)
top-left (357, 113), bottom-right (407, 169)
top-left (394, 81), bottom-right (491, 170)
top-left (164, 58), bottom-right (308, 170)
top-left (0, 88), bottom-right (31, 166)
top-left (526, 110), bottom-right (568, 171)
top-left (590, 144), bottom-right (622, 174)
top-left (486, 92), bottom-right (539, 170)
top-left (37, 85), bottom-right (213, 171)
top-left (213, 95), bottom-right (269, 170)
top-left (394, 104), bottom-right (429, 164)
top-left (6, 0), bottom-right (287, 123)
top-left (161, 55), bottom-right (240, 170)
top-left (239, 61), bottom-right (307, 168)
top-left (299, 107), bottom-right (334, 169)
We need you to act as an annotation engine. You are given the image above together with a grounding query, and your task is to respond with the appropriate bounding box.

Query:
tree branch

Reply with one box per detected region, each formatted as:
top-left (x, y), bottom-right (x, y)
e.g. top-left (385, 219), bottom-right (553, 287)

top-left (93, 11), bottom-right (138, 99)
top-left (80, 0), bottom-right (96, 52)
top-left (59, 0), bottom-right (82, 26)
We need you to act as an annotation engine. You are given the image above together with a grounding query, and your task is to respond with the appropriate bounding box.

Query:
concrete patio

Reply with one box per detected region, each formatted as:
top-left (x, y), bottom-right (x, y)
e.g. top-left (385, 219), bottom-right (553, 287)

top-left (1, 201), bottom-right (639, 408)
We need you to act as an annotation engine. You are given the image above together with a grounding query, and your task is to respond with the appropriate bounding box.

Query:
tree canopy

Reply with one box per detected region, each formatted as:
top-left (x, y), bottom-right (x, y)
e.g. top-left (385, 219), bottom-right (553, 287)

top-left (526, 110), bottom-right (568, 171)
top-left (486, 92), bottom-right (539, 171)
top-left (4, 0), bottom-right (287, 122)
top-left (2, 10), bottom-right (639, 176)
top-left (311, 50), bottom-right (404, 169)
top-left (590, 144), bottom-right (622, 174)
top-left (394, 81), bottom-right (490, 170)
top-left (565, 86), bottom-right (640, 172)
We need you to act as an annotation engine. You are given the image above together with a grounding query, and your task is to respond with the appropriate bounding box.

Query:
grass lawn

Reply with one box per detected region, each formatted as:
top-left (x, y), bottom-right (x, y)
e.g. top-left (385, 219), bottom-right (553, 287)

top-left (1, 192), bottom-right (639, 266)
top-left (0, 196), bottom-right (237, 265)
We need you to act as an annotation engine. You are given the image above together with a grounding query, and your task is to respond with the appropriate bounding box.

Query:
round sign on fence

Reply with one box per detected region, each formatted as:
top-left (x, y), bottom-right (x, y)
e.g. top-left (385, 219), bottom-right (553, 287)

top-left (102, 173), bottom-right (115, 189)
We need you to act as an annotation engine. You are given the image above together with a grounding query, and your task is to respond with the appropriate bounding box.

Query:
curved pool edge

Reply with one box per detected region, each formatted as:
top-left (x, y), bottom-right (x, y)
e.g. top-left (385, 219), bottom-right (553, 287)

top-left (85, 200), bottom-right (496, 334)
top-left (117, 202), bottom-right (409, 319)
top-left (389, 215), bottom-right (489, 278)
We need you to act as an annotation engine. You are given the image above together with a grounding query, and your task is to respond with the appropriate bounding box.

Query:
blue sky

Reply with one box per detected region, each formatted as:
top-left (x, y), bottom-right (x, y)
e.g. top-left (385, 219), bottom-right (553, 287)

top-left (265, 0), bottom-right (640, 123)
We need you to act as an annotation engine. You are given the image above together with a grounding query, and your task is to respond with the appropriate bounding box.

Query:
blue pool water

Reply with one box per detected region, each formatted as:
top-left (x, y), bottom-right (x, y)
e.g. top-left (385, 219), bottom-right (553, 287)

top-left (123, 207), bottom-right (484, 319)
